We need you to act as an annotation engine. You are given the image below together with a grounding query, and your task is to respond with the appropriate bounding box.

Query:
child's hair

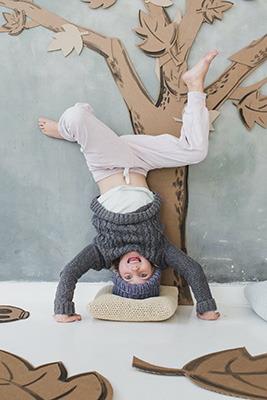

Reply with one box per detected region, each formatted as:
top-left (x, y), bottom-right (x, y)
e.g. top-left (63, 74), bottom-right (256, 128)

top-left (112, 258), bottom-right (120, 270)
top-left (112, 266), bottom-right (161, 299)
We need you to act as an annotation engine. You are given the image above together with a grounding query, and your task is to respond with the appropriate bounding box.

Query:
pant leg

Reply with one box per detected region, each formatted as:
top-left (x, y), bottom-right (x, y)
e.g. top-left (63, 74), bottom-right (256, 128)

top-left (120, 92), bottom-right (210, 170)
top-left (58, 92), bottom-right (209, 180)
top-left (58, 103), bottom-right (146, 182)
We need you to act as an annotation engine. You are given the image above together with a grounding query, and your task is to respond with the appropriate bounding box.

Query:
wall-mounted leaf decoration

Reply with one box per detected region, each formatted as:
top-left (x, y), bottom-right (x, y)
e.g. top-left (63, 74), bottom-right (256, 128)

top-left (80, 0), bottom-right (117, 9)
top-left (134, 11), bottom-right (180, 64)
top-left (232, 89), bottom-right (267, 131)
top-left (133, 347), bottom-right (267, 399)
top-left (196, 0), bottom-right (233, 24)
top-left (0, 9), bottom-right (26, 35)
top-left (209, 110), bottom-right (221, 131)
top-left (0, 350), bottom-right (113, 399)
top-left (47, 24), bottom-right (89, 57)
top-left (0, 305), bottom-right (29, 323)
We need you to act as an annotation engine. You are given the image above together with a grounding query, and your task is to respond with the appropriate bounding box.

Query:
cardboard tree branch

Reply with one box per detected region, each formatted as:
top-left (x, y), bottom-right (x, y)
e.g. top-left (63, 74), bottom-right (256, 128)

top-left (1, 1), bottom-right (266, 305)
top-left (0, 350), bottom-right (113, 399)
top-left (206, 35), bottom-right (267, 112)
top-left (133, 347), bottom-right (267, 399)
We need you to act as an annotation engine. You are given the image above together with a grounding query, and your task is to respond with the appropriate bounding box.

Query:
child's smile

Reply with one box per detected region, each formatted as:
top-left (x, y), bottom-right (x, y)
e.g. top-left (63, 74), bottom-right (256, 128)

top-left (118, 251), bottom-right (154, 284)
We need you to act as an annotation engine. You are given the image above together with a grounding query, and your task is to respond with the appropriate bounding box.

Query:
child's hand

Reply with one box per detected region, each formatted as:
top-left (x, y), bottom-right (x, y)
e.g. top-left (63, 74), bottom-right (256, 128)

top-left (197, 311), bottom-right (220, 321)
top-left (53, 313), bottom-right (82, 323)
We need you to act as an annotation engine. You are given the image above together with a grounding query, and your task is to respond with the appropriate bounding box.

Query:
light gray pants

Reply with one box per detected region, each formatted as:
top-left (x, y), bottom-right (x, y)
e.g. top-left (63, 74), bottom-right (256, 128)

top-left (58, 92), bottom-right (210, 183)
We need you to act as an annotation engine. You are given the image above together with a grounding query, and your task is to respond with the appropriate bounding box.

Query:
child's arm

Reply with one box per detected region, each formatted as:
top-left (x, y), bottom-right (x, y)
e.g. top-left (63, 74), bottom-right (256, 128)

top-left (54, 243), bottom-right (105, 323)
top-left (160, 241), bottom-right (219, 320)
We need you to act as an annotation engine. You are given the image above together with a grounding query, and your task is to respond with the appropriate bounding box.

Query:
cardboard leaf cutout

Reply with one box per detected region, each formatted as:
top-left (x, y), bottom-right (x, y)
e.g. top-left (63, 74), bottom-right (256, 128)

top-left (0, 350), bottom-right (113, 400)
top-left (0, 306), bottom-right (30, 323)
top-left (133, 348), bottom-right (267, 399)
top-left (209, 110), bottom-right (221, 131)
top-left (134, 11), bottom-right (178, 62)
top-left (145, 0), bottom-right (173, 7)
top-left (173, 8), bottom-right (182, 25)
top-left (232, 89), bottom-right (267, 131)
top-left (2, 9), bottom-right (26, 35)
top-left (81, 0), bottom-right (117, 9)
top-left (47, 24), bottom-right (88, 57)
top-left (196, 0), bottom-right (233, 24)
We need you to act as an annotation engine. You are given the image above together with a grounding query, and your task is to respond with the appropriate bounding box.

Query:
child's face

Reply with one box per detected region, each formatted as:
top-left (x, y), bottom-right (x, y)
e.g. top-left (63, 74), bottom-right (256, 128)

top-left (118, 251), bottom-right (154, 284)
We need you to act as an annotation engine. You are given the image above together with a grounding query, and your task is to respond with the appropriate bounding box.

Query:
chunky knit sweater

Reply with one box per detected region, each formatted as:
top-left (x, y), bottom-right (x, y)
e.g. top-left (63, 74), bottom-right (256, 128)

top-left (54, 192), bottom-right (217, 315)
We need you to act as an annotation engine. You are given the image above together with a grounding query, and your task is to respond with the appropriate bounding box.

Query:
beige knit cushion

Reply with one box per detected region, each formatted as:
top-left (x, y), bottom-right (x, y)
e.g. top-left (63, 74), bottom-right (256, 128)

top-left (87, 285), bottom-right (178, 322)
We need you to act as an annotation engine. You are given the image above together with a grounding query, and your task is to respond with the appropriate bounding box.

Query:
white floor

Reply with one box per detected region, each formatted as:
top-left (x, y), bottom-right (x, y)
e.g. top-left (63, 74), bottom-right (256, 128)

top-left (1, 282), bottom-right (266, 400)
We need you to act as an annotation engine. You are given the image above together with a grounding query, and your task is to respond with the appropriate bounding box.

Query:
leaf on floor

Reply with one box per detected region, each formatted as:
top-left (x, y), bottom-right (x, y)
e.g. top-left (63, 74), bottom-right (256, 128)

top-left (0, 305), bottom-right (30, 323)
top-left (133, 347), bottom-right (267, 399)
top-left (0, 350), bottom-right (113, 399)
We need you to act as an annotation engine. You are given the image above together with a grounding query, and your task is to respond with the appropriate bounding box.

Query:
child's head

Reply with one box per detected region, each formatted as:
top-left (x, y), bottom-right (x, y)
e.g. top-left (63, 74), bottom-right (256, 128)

top-left (112, 251), bottom-right (161, 299)
top-left (118, 251), bottom-right (154, 284)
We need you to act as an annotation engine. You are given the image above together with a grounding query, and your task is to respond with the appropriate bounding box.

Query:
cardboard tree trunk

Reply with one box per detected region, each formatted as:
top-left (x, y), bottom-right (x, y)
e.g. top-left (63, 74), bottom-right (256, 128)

top-left (1, 1), bottom-right (266, 305)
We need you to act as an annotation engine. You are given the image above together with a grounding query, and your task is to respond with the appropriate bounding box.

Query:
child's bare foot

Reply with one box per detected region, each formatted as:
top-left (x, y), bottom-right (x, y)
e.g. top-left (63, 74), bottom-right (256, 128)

top-left (182, 49), bottom-right (218, 92)
top-left (197, 311), bottom-right (220, 321)
top-left (38, 118), bottom-right (64, 139)
top-left (54, 314), bottom-right (82, 323)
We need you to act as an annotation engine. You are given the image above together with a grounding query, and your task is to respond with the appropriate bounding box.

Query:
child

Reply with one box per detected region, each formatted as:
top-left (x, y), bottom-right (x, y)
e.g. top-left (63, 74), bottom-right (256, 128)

top-left (39, 50), bottom-right (220, 323)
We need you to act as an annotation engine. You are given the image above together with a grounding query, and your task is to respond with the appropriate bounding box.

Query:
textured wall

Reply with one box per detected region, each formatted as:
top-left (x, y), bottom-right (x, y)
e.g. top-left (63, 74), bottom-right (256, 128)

top-left (0, 0), bottom-right (266, 282)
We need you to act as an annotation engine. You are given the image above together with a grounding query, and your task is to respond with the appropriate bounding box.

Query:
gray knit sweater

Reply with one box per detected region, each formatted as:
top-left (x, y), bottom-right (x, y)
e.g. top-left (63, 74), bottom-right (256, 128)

top-left (54, 192), bottom-right (216, 315)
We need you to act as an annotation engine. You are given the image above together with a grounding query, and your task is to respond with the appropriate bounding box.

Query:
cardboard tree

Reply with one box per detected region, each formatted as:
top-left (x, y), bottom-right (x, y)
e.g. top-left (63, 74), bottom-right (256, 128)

top-left (1, 0), bottom-right (266, 305)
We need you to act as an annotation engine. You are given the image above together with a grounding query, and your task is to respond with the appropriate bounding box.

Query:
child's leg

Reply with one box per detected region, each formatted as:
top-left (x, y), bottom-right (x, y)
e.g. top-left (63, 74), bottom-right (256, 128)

top-left (40, 103), bottom-right (146, 182)
top-left (38, 119), bottom-right (62, 139)
top-left (120, 50), bottom-right (218, 170)
top-left (182, 49), bottom-right (218, 92)
top-left (39, 50), bottom-right (217, 177)
top-left (120, 91), bottom-right (209, 169)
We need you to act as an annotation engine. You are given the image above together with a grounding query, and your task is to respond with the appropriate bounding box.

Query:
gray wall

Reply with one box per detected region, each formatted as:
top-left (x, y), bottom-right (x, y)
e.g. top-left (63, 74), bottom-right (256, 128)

top-left (0, 0), bottom-right (266, 283)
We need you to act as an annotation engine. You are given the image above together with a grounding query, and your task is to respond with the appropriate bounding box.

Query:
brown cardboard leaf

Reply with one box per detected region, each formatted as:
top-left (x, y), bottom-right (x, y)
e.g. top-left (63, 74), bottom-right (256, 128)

top-left (134, 11), bottom-right (180, 64)
top-left (232, 89), bottom-right (267, 131)
top-left (0, 305), bottom-right (30, 323)
top-left (81, 0), bottom-right (117, 9)
top-left (196, 0), bottom-right (233, 24)
top-left (133, 347), bottom-right (267, 399)
top-left (174, 8), bottom-right (182, 24)
top-left (1, 9), bottom-right (26, 35)
top-left (0, 350), bottom-right (113, 399)
top-left (209, 110), bottom-right (221, 131)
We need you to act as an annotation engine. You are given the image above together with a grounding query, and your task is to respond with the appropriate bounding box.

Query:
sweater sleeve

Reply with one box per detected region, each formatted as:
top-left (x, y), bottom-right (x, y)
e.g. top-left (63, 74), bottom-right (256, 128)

top-left (160, 241), bottom-right (217, 314)
top-left (54, 244), bottom-right (105, 315)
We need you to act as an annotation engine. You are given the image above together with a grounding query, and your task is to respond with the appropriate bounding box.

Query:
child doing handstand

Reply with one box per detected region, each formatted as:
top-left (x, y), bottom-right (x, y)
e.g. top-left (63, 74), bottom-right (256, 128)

top-left (39, 50), bottom-right (220, 323)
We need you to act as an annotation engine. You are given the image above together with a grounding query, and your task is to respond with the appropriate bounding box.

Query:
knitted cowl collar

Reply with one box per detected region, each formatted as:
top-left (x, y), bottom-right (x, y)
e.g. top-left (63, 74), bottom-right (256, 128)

top-left (90, 191), bottom-right (162, 225)
top-left (112, 267), bottom-right (161, 299)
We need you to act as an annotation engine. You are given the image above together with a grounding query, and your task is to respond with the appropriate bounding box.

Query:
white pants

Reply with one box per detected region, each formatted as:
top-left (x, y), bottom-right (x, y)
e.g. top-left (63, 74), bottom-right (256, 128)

top-left (58, 92), bottom-right (210, 183)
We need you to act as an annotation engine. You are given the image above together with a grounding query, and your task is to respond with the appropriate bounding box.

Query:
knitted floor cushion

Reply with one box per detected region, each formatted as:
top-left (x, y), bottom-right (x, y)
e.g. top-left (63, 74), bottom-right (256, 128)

top-left (245, 281), bottom-right (267, 322)
top-left (87, 285), bottom-right (178, 322)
